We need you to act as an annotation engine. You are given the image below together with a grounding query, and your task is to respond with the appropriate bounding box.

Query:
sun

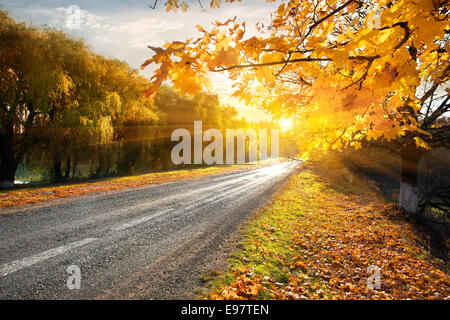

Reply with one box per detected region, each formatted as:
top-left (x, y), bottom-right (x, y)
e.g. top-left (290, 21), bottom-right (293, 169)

top-left (278, 118), bottom-right (294, 132)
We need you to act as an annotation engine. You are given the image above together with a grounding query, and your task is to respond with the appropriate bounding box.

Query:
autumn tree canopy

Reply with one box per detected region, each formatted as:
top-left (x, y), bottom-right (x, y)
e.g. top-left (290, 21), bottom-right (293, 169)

top-left (143, 0), bottom-right (449, 214)
top-left (144, 0), bottom-right (449, 154)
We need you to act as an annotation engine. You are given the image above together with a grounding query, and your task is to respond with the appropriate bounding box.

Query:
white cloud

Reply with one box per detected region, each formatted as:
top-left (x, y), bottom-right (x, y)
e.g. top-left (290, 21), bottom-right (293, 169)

top-left (49, 7), bottom-right (185, 48)
top-left (50, 6), bottom-right (108, 30)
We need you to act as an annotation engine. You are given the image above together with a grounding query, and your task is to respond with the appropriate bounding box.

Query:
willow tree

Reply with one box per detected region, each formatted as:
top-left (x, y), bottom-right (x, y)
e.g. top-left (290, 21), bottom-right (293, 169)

top-left (0, 12), bottom-right (76, 186)
top-left (143, 0), bottom-right (449, 215)
top-left (0, 11), bottom-right (160, 184)
top-left (0, 11), bottom-right (104, 184)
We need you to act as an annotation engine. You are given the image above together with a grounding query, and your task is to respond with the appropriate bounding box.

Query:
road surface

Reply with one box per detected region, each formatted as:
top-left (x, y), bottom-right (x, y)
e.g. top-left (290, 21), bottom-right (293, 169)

top-left (0, 161), bottom-right (299, 299)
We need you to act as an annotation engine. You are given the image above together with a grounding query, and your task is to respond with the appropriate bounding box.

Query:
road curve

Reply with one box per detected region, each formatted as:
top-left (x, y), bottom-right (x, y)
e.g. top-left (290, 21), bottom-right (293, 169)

top-left (0, 161), bottom-right (299, 299)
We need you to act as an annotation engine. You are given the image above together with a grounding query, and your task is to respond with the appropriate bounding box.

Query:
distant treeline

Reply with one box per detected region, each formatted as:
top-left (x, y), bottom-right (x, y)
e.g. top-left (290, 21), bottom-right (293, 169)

top-left (0, 12), bottom-right (293, 186)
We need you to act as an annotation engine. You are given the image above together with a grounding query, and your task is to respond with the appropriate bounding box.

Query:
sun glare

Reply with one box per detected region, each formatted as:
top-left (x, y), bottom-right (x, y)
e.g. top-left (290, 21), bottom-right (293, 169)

top-left (278, 118), bottom-right (294, 132)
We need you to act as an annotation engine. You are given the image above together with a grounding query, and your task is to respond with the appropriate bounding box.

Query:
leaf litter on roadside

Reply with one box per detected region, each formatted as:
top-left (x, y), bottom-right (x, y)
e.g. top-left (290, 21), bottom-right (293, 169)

top-left (208, 170), bottom-right (449, 300)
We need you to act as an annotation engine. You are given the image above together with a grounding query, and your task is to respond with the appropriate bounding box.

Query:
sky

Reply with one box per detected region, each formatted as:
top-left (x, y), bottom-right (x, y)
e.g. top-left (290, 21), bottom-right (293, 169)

top-left (0, 0), bottom-right (279, 121)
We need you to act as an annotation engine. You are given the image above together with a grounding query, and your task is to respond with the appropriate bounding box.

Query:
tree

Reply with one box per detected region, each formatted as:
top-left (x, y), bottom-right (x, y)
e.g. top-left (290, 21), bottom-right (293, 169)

top-left (143, 0), bottom-right (449, 215)
top-left (0, 12), bottom-right (77, 186)
top-left (0, 11), bottom-right (160, 184)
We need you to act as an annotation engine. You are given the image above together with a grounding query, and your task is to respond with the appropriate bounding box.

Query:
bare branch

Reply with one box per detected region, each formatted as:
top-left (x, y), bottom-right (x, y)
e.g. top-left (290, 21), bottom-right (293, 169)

top-left (212, 57), bottom-right (330, 72)
top-left (421, 96), bottom-right (450, 129)
top-left (304, 0), bottom-right (357, 39)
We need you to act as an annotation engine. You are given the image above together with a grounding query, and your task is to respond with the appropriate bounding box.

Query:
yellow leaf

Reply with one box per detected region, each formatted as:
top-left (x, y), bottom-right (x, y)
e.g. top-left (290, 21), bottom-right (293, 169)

top-left (413, 137), bottom-right (431, 150)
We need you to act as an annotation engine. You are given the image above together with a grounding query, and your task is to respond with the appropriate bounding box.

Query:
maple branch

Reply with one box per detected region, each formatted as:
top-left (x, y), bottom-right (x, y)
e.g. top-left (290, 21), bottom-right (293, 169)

top-left (212, 57), bottom-right (330, 72)
top-left (378, 21), bottom-right (410, 50)
top-left (197, 0), bottom-right (206, 12)
top-left (327, 127), bottom-right (348, 148)
top-left (419, 65), bottom-right (450, 104)
top-left (340, 58), bottom-right (374, 90)
top-left (279, 75), bottom-right (312, 86)
top-left (274, 52), bottom-right (292, 78)
top-left (420, 82), bottom-right (441, 105)
top-left (262, 48), bottom-right (313, 54)
top-left (337, 22), bottom-right (410, 90)
top-left (148, 0), bottom-right (158, 9)
top-left (214, 50), bottom-right (385, 73)
top-left (287, 0), bottom-right (303, 38)
top-left (213, 18), bottom-right (410, 86)
top-left (304, 0), bottom-right (357, 39)
top-left (421, 95), bottom-right (450, 129)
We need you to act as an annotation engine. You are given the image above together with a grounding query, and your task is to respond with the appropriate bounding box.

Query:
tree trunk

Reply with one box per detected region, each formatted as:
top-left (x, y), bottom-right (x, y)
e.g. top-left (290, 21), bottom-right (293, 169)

top-left (64, 158), bottom-right (71, 179)
top-left (71, 158), bottom-right (77, 179)
top-left (398, 146), bottom-right (425, 216)
top-left (0, 120), bottom-right (17, 188)
top-left (0, 153), bottom-right (17, 188)
top-left (52, 155), bottom-right (63, 182)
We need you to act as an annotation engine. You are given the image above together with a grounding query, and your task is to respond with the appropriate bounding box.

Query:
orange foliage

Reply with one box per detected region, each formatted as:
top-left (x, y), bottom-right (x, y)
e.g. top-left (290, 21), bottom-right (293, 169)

top-left (145, 0), bottom-right (450, 157)
top-left (209, 170), bottom-right (449, 300)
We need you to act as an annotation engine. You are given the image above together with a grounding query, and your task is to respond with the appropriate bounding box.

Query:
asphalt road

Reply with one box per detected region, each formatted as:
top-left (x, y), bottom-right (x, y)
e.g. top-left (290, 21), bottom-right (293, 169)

top-left (0, 161), bottom-right (299, 299)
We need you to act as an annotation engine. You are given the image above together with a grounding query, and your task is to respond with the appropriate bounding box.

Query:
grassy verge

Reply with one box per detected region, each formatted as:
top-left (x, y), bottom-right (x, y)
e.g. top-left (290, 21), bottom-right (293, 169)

top-left (0, 160), bottom-right (277, 209)
top-left (204, 169), bottom-right (449, 300)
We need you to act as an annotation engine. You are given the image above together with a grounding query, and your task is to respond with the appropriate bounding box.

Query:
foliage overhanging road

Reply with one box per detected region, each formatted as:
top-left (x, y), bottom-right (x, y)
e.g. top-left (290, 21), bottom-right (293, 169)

top-left (0, 161), bottom-right (299, 299)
